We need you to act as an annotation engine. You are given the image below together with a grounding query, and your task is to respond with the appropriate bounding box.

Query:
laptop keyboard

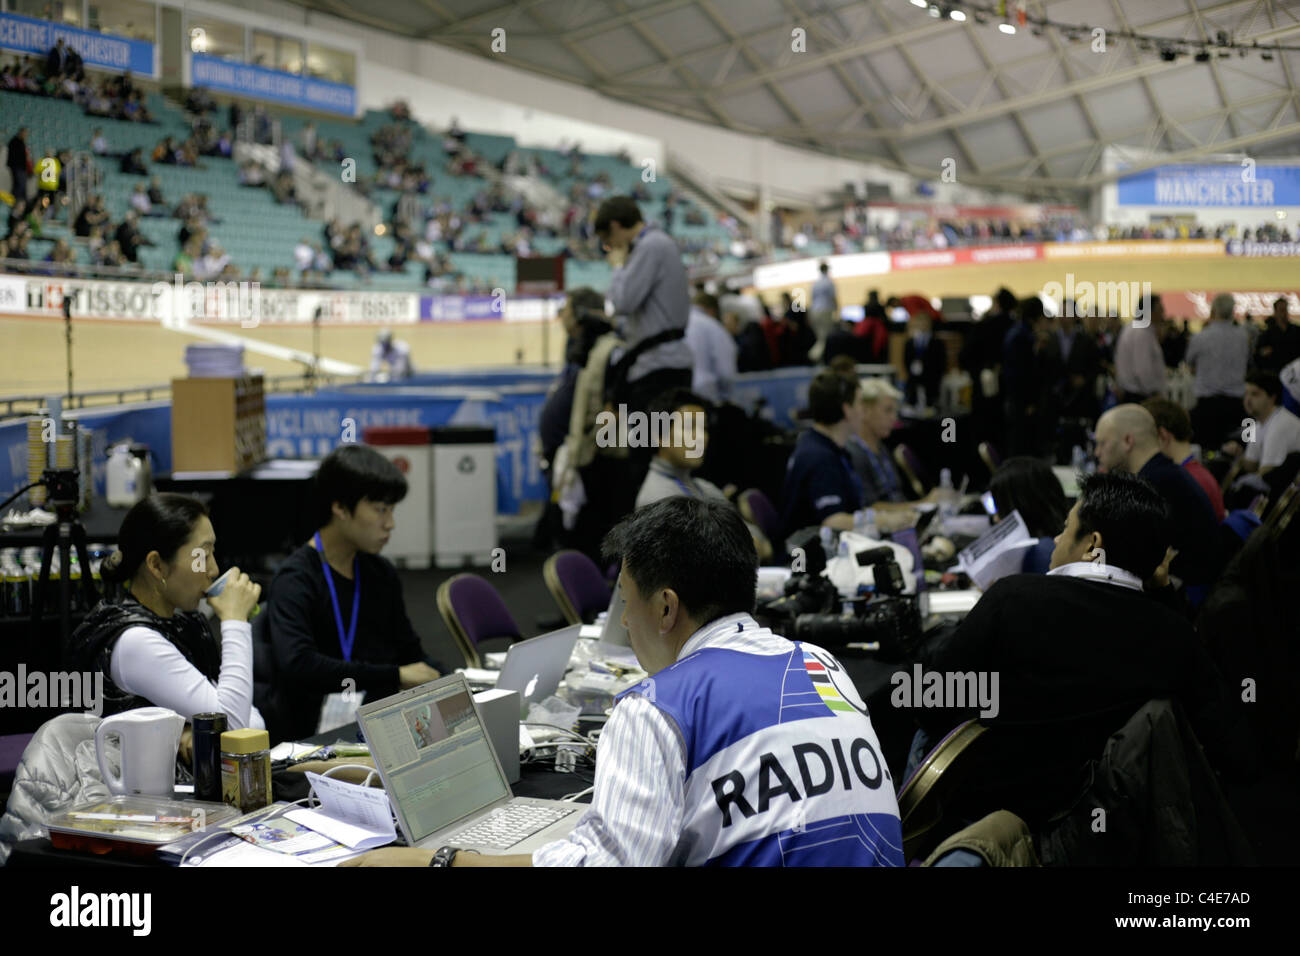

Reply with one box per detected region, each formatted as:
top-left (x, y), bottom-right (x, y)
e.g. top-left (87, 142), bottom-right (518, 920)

top-left (447, 804), bottom-right (574, 851)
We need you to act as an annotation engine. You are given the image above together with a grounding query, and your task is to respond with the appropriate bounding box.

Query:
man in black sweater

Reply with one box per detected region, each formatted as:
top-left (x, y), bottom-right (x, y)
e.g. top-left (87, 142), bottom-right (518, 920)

top-left (261, 446), bottom-right (442, 741)
top-left (914, 471), bottom-right (1250, 825)
top-left (1094, 403), bottom-right (1222, 604)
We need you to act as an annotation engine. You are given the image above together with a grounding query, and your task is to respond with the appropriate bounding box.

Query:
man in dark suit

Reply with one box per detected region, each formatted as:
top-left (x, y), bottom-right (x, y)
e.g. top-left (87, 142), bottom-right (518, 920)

top-left (915, 470), bottom-right (1250, 825)
top-left (902, 312), bottom-right (946, 407)
top-left (1049, 308), bottom-right (1102, 420)
top-left (45, 39), bottom-right (68, 79)
top-left (6, 127), bottom-right (31, 204)
top-left (1094, 403), bottom-right (1222, 605)
top-left (1001, 295), bottom-right (1051, 455)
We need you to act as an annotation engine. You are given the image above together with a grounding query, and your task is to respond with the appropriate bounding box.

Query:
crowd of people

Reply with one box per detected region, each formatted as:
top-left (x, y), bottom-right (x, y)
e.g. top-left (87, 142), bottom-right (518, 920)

top-left (3, 183), bottom-right (1299, 869)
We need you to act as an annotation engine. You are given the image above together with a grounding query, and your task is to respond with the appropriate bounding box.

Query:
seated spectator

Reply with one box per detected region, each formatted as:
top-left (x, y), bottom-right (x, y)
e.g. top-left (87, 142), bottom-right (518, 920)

top-left (843, 377), bottom-right (908, 508)
top-left (173, 238), bottom-right (200, 276)
top-left (67, 494), bottom-right (264, 728)
top-left (914, 471), bottom-right (1252, 826)
top-left (90, 127), bottom-right (109, 155)
top-left (119, 148), bottom-right (148, 176)
top-left (129, 182), bottom-right (163, 217)
top-left (177, 215), bottom-right (203, 249)
top-left (195, 244), bottom-right (230, 281)
top-left (260, 445), bottom-right (443, 742)
top-left (1094, 404), bottom-right (1222, 603)
top-left (153, 137), bottom-right (178, 165)
top-left (1255, 297), bottom-right (1300, 373)
top-left (779, 370), bottom-right (865, 537)
top-left (311, 243), bottom-right (332, 276)
top-left (86, 225), bottom-right (105, 259)
top-left (987, 457), bottom-right (1070, 573)
top-left (1227, 371), bottom-right (1300, 479)
top-left (293, 238), bottom-right (314, 273)
top-left (634, 389), bottom-right (723, 509)
top-left (114, 211), bottom-right (152, 264)
top-left (1142, 397), bottom-right (1226, 522)
top-left (345, 496), bottom-right (903, 867)
top-left (99, 239), bottom-right (126, 269)
top-left (634, 388), bottom-right (772, 560)
top-left (271, 170), bottom-right (298, 204)
top-left (147, 176), bottom-right (166, 207)
top-left (73, 195), bottom-right (110, 237)
top-left (45, 238), bottom-right (75, 265)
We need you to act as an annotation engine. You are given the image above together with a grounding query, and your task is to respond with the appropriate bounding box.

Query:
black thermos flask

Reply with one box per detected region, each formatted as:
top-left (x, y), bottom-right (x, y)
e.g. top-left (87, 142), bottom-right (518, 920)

top-left (192, 713), bottom-right (228, 802)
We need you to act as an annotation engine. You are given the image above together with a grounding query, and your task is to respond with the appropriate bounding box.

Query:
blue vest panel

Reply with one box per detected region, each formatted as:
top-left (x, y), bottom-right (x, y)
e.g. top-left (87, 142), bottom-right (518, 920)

top-left (625, 640), bottom-right (903, 867)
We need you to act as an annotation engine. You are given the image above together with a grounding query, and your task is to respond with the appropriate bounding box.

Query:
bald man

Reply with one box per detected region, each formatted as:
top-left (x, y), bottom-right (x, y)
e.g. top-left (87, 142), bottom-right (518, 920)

top-left (1093, 404), bottom-right (1222, 603)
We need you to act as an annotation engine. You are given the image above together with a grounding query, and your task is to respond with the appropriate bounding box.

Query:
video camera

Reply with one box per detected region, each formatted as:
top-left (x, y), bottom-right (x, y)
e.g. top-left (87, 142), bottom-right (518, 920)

top-left (756, 527), bottom-right (922, 659)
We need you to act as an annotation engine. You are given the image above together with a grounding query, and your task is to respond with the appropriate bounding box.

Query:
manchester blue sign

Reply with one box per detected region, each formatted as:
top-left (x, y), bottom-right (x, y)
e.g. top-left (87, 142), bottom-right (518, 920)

top-left (0, 11), bottom-right (155, 77)
top-left (191, 53), bottom-right (355, 116)
top-left (1118, 163), bottom-right (1300, 207)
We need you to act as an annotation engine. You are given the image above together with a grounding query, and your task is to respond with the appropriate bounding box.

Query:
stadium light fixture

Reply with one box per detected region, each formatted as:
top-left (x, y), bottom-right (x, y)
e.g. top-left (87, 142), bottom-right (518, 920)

top-left (999, 22), bottom-right (1016, 34)
top-left (950, 9), bottom-right (967, 22)
top-left (910, 0), bottom-right (928, 7)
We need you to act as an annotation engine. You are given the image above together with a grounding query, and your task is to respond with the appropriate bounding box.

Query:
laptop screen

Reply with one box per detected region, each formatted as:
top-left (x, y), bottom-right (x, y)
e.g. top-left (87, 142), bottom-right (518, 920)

top-left (600, 587), bottom-right (630, 647)
top-left (359, 676), bottom-right (509, 845)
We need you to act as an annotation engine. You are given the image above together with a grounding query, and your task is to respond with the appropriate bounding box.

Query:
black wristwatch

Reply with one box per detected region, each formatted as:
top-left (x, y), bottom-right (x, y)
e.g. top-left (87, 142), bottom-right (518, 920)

top-left (429, 846), bottom-right (459, 867)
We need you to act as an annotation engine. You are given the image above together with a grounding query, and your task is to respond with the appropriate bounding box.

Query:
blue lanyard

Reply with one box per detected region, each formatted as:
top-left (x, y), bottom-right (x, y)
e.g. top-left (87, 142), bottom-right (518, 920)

top-left (653, 461), bottom-right (697, 498)
top-left (314, 532), bottom-right (359, 662)
top-left (852, 436), bottom-right (897, 500)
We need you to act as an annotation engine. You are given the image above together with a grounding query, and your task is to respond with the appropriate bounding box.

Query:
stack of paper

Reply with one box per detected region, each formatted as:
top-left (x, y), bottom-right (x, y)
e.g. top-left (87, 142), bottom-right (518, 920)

top-left (184, 344), bottom-right (245, 378)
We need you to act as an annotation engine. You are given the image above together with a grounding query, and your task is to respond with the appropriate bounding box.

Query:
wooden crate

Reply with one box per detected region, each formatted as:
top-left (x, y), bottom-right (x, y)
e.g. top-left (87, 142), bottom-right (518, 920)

top-left (171, 376), bottom-right (266, 475)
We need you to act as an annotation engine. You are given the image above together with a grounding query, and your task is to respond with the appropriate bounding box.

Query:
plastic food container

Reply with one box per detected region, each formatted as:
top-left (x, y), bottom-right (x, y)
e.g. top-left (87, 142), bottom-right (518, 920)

top-left (47, 795), bottom-right (239, 860)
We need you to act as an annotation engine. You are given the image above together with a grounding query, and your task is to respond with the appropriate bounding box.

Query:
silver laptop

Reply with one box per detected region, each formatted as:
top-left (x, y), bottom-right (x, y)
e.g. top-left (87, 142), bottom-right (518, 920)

top-left (358, 674), bottom-right (583, 853)
top-left (599, 587), bottom-right (630, 647)
top-left (494, 624), bottom-right (581, 713)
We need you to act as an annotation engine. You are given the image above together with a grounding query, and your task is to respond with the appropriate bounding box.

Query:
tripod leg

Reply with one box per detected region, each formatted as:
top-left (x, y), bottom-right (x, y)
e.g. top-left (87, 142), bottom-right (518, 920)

top-left (59, 524), bottom-right (72, 652)
top-left (30, 522), bottom-right (56, 629)
top-left (70, 520), bottom-right (99, 612)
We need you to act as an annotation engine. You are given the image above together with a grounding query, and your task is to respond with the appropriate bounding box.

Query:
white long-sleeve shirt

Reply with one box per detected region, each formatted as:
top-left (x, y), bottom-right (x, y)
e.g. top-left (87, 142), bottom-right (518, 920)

top-left (111, 620), bottom-right (264, 730)
top-left (531, 614), bottom-right (797, 867)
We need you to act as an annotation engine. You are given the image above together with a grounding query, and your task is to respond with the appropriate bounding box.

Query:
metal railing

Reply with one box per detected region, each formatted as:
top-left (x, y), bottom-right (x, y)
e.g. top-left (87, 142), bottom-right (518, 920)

top-left (0, 372), bottom-right (365, 421)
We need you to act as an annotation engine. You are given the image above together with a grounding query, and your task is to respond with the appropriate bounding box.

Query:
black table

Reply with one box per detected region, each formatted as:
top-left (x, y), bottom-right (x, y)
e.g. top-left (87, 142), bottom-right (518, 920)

top-left (154, 463), bottom-right (318, 575)
top-left (8, 721), bottom-right (592, 868)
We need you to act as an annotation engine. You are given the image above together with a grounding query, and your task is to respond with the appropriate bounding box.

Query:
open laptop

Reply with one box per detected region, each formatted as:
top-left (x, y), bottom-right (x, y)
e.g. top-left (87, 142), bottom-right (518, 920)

top-left (599, 587), bottom-right (630, 647)
top-left (493, 624), bottom-right (581, 713)
top-left (358, 674), bottom-right (583, 853)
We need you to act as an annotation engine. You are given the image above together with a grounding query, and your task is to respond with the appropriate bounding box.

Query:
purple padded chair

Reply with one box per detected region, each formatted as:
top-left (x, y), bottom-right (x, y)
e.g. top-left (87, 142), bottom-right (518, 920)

top-left (436, 574), bottom-right (523, 669)
top-left (892, 443), bottom-right (931, 498)
top-left (544, 550), bottom-right (612, 625)
top-left (739, 488), bottom-right (783, 549)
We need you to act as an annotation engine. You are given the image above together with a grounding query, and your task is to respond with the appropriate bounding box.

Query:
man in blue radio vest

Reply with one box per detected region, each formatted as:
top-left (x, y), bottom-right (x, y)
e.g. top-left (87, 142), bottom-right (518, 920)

top-left (346, 496), bottom-right (903, 867)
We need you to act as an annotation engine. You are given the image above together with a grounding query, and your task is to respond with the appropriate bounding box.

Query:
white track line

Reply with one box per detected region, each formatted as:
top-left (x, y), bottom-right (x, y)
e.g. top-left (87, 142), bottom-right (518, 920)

top-left (170, 320), bottom-right (364, 375)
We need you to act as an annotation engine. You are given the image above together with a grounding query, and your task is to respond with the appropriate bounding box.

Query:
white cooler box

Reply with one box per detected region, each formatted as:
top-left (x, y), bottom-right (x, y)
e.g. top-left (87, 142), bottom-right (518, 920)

top-left (363, 426), bottom-right (433, 569)
top-left (430, 425), bottom-right (497, 568)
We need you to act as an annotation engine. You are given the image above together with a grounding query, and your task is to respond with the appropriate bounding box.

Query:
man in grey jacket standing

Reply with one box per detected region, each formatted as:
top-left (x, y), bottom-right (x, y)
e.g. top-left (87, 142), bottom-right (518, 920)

top-left (595, 196), bottom-right (694, 415)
